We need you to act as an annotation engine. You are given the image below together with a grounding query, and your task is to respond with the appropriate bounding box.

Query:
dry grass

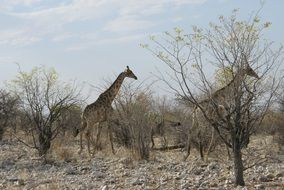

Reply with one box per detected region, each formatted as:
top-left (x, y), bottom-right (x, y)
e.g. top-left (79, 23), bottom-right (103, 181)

top-left (1, 130), bottom-right (283, 190)
top-left (17, 169), bottom-right (30, 181)
top-left (50, 134), bottom-right (80, 162)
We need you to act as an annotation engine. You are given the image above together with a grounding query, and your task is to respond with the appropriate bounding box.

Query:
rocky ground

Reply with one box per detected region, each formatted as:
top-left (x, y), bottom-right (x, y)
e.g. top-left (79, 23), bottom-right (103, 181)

top-left (0, 136), bottom-right (283, 190)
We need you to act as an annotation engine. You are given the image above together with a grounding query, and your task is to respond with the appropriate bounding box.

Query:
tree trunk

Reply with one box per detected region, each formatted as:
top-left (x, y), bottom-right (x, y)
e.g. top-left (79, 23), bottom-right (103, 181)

top-left (199, 143), bottom-right (204, 160)
top-left (232, 134), bottom-right (245, 186)
top-left (0, 126), bottom-right (4, 141)
top-left (232, 88), bottom-right (245, 186)
top-left (0, 119), bottom-right (8, 141)
top-left (38, 127), bottom-right (52, 156)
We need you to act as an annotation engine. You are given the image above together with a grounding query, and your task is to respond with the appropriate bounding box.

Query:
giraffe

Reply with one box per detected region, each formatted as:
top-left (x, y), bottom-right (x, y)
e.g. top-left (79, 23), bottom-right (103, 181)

top-left (184, 62), bottom-right (259, 161)
top-left (74, 66), bottom-right (137, 155)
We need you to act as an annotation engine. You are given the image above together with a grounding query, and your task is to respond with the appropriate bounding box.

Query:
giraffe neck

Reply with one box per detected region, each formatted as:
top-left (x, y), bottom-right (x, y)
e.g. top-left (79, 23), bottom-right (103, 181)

top-left (101, 72), bottom-right (126, 104)
top-left (225, 70), bottom-right (245, 90)
top-left (211, 69), bottom-right (245, 100)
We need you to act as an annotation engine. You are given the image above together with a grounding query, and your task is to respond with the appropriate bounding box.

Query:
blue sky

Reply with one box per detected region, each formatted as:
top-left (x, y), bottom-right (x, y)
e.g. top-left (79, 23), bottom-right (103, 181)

top-left (0, 0), bottom-right (283, 99)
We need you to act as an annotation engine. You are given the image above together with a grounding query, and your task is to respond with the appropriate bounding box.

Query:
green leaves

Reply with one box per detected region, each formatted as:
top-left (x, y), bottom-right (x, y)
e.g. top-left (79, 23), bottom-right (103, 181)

top-left (264, 22), bottom-right (272, 28)
top-left (139, 43), bottom-right (148, 48)
top-left (214, 66), bottom-right (234, 87)
top-left (253, 16), bottom-right (260, 23)
top-left (191, 64), bottom-right (198, 69)
top-left (174, 27), bottom-right (183, 34)
top-left (149, 35), bottom-right (155, 41)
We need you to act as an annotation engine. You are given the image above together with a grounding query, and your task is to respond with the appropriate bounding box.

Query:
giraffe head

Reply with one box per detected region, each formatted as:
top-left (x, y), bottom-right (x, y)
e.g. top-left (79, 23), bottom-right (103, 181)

top-left (242, 55), bottom-right (259, 79)
top-left (124, 66), bottom-right (138, 80)
top-left (244, 64), bottom-right (259, 79)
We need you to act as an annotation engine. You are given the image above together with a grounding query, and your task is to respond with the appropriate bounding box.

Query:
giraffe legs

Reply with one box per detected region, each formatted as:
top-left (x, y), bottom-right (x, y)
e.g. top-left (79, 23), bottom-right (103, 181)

top-left (94, 122), bottom-right (103, 151)
top-left (78, 119), bottom-right (87, 155)
top-left (79, 119), bottom-right (116, 156)
top-left (78, 132), bottom-right (83, 154)
top-left (204, 127), bottom-right (216, 162)
top-left (108, 123), bottom-right (115, 154)
top-left (81, 122), bottom-right (101, 157)
top-left (93, 121), bottom-right (116, 155)
top-left (162, 136), bottom-right (167, 148)
top-left (198, 140), bottom-right (204, 161)
top-left (85, 130), bottom-right (92, 156)
top-left (151, 128), bottom-right (155, 148)
top-left (183, 143), bottom-right (191, 161)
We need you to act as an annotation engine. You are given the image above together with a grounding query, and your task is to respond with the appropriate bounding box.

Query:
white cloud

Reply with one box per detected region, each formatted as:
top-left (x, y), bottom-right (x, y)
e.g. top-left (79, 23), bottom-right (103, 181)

top-left (0, 0), bottom-right (207, 46)
top-left (8, 0), bottom-right (113, 23)
top-left (0, 0), bottom-right (42, 11)
top-left (52, 33), bottom-right (75, 42)
top-left (65, 45), bottom-right (87, 52)
top-left (172, 16), bottom-right (184, 23)
top-left (7, 0), bottom-right (207, 29)
top-left (64, 33), bottom-right (145, 51)
top-left (0, 56), bottom-right (16, 64)
top-left (218, 0), bottom-right (229, 3)
top-left (97, 34), bottom-right (145, 45)
top-left (104, 16), bottom-right (155, 32)
top-left (0, 29), bottom-right (40, 46)
top-left (116, 0), bottom-right (206, 16)
top-left (12, 0), bottom-right (41, 5)
top-left (102, 0), bottom-right (207, 32)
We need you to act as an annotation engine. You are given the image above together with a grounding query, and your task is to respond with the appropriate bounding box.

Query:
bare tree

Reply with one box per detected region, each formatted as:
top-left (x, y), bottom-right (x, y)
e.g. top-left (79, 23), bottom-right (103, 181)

top-left (144, 10), bottom-right (283, 186)
top-left (9, 66), bottom-right (82, 158)
top-left (0, 90), bottom-right (18, 141)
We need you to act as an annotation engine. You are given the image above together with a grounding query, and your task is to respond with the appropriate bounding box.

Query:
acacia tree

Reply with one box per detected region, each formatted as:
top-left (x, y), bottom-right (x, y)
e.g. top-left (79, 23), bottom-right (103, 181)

top-left (9, 66), bottom-right (81, 157)
top-left (144, 10), bottom-right (283, 186)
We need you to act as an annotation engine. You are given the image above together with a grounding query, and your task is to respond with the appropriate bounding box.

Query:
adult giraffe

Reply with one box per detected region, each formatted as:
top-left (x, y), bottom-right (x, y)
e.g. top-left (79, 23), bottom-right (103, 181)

top-left (74, 66), bottom-right (137, 156)
top-left (184, 62), bottom-right (259, 161)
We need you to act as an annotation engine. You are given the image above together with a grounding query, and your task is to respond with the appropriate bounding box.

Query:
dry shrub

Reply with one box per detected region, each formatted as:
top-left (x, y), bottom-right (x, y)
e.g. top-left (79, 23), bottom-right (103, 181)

top-left (113, 83), bottom-right (153, 160)
top-left (241, 135), bottom-right (281, 171)
top-left (0, 90), bottom-right (18, 141)
top-left (171, 108), bottom-right (190, 146)
top-left (55, 105), bottom-right (82, 138)
top-left (55, 148), bottom-right (73, 162)
top-left (51, 139), bottom-right (76, 162)
top-left (258, 111), bottom-right (284, 151)
top-left (111, 119), bottom-right (132, 148)
top-left (259, 111), bottom-right (284, 135)
top-left (173, 106), bottom-right (224, 161)
top-left (150, 98), bottom-right (185, 148)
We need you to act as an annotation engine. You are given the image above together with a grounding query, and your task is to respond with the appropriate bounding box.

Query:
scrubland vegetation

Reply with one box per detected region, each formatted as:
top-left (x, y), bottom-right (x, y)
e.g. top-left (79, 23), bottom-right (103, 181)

top-left (0, 10), bottom-right (283, 190)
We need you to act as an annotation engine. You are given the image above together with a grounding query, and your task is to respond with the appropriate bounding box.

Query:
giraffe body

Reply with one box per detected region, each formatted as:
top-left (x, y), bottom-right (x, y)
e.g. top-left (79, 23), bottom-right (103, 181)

top-left (184, 62), bottom-right (259, 161)
top-left (76, 66), bottom-right (137, 156)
